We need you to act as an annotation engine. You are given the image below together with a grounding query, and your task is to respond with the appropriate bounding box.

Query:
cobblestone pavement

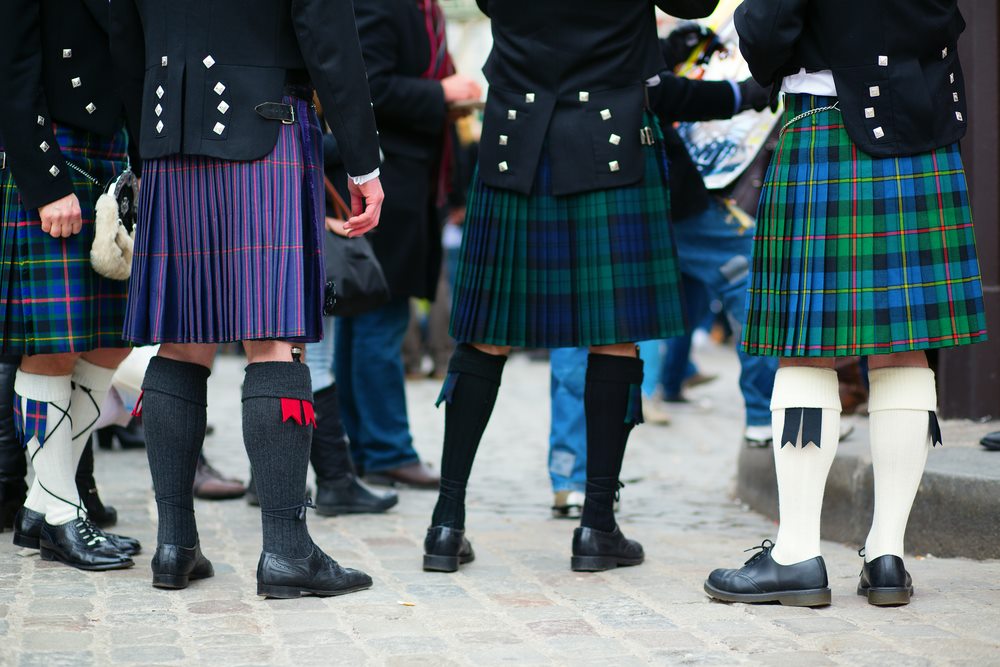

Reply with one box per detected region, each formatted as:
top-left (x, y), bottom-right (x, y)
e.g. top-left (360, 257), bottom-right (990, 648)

top-left (2, 347), bottom-right (999, 666)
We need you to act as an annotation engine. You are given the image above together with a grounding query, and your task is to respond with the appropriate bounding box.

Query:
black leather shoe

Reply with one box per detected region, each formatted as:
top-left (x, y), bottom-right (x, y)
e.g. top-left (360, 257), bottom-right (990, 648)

top-left (704, 540), bottom-right (831, 607)
top-left (423, 525), bottom-right (475, 572)
top-left (315, 476), bottom-right (399, 516)
top-left (571, 525), bottom-right (644, 572)
top-left (152, 542), bottom-right (215, 589)
top-left (858, 554), bottom-right (913, 606)
top-left (14, 507), bottom-right (140, 555)
top-left (38, 518), bottom-right (134, 571)
top-left (981, 431), bottom-right (1000, 451)
top-left (256, 544), bottom-right (372, 599)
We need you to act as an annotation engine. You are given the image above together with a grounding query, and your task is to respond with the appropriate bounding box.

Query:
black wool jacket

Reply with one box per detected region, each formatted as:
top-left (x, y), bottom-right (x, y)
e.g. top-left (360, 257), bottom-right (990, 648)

top-left (474, 0), bottom-right (718, 196)
top-left (110, 0), bottom-right (380, 178)
top-left (735, 0), bottom-right (968, 157)
top-left (0, 0), bottom-right (134, 210)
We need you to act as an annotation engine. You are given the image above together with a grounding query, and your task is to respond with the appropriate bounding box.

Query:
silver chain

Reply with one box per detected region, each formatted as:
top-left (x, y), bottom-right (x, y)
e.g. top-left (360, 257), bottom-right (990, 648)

top-left (65, 161), bottom-right (101, 187)
top-left (779, 101), bottom-right (841, 138)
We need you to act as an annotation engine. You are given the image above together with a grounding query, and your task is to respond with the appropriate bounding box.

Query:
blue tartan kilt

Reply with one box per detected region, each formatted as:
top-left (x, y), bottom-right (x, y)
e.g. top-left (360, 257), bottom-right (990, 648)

top-left (450, 115), bottom-right (686, 348)
top-left (123, 96), bottom-right (325, 345)
top-left (0, 125), bottom-right (131, 355)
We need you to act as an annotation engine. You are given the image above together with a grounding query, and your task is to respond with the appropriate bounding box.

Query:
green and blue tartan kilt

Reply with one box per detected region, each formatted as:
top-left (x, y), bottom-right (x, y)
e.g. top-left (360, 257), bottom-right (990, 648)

top-left (0, 124), bottom-right (131, 355)
top-left (743, 94), bottom-right (987, 358)
top-left (450, 115), bottom-right (685, 348)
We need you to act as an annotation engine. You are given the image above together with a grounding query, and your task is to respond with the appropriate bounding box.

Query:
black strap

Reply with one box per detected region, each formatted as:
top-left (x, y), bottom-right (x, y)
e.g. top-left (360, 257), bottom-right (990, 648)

top-left (928, 411), bottom-right (944, 447)
top-left (254, 102), bottom-right (296, 124)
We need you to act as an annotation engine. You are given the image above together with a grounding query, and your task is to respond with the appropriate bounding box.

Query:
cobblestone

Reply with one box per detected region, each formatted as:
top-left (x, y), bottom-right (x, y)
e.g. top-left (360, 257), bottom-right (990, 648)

top-left (1, 348), bottom-right (998, 665)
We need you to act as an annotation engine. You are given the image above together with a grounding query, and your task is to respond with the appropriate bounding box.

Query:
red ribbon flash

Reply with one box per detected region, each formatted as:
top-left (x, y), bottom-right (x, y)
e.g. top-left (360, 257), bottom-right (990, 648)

top-left (280, 398), bottom-right (317, 427)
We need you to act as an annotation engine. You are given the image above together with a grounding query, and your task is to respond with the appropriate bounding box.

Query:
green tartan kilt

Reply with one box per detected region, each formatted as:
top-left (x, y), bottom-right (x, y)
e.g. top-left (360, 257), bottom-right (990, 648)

top-left (450, 115), bottom-right (685, 348)
top-left (743, 94), bottom-right (988, 357)
top-left (0, 125), bottom-right (131, 355)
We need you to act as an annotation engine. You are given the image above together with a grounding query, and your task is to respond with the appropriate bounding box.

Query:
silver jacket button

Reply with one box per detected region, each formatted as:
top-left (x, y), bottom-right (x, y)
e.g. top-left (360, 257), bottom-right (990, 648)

top-left (578, 91), bottom-right (589, 102)
top-left (71, 77), bottom-right (82, 88)
top-left (608, 160), bottom-right (620, 172)
top-left (498, 161), bottom-right (509, 172)
top-left (49, 165), bottom-right (60, 177)
top-left (600, 109), bottom-right (612, 120)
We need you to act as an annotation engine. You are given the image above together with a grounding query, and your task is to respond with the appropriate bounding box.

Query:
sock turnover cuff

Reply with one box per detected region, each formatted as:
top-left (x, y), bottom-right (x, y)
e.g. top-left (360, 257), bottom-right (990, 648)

top-left (770, 367), bottom-right (841, 411)
top-left (72, 359), bottom-right (117, 392)
top-left (14, 371), bottom-right (73, 403)
top-left (142, 356), bottom-right (211, 405)
top-left (242, 361), bottom-right (312, 402)
top-left (868, 367), bottom-right (937, 413)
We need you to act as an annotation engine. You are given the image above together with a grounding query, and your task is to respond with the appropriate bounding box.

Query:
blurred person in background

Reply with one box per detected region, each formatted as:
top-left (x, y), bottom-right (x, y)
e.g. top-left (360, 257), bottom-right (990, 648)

top-left (336, 0), bottom-right (481, 489)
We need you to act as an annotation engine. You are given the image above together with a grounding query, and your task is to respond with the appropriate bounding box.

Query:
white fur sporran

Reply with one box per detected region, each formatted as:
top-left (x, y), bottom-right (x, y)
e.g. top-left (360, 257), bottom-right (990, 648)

top-left (90, 169), bottom-right (138, 281)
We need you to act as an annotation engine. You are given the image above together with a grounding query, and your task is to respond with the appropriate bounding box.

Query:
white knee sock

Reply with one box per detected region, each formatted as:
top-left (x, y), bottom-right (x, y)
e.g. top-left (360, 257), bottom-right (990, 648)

top-left (769, 367), bottom-right (842, 565)
top-left (16, 372), bottom-right (80, 525)
top-left (865, 367), bottom-right (936, 561)
top-left (69, 359), bottom-right (118, 473)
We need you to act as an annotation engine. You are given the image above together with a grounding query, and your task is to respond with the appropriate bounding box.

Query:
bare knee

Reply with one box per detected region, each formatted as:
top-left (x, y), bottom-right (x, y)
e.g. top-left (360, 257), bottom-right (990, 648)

top-left (778, 357), bottom-right (837, 370)
top-left (589, 343), bottom-right (637, 358)
top-left (470, 343), bottom-right (511, 357)
top-left (243, 340), bottom-right (299, 364)
top-left (159, 343), bottom-right (218, 369)
top-left (867, 351), bottom-right (928, 371)
top-left (20, 353), bottom-right (79, 376)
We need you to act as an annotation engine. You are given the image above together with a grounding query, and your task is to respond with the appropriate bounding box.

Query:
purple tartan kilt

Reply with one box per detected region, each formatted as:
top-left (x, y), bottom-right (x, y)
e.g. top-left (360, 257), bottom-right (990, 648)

top-left (123, 96), bottom-right (325, 345)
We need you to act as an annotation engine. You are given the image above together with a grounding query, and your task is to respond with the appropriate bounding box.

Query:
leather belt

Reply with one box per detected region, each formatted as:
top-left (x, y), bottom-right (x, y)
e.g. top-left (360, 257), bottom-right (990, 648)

top-left (255, 102), bottom-right (296, 125)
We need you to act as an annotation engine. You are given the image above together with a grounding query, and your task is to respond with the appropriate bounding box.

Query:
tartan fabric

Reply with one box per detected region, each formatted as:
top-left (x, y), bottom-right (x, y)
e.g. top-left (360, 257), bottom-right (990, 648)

top-left (123, 96), bottom-right (325, 345)
top-left (0, 125), bottom-right (130, 355)
top-left (743, 94), bottom-right (987, 358)
top-left (450, 114), bottom-right (685, 348)
top-left (12, 395), bottom-right (47, 448)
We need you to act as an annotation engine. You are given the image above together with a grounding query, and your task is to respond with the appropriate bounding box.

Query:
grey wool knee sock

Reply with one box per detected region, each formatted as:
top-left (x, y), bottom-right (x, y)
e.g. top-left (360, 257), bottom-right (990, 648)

top-left (242, 361), bottom-right (314, 558)
top-left (141, 357), bottom-right (210, 548)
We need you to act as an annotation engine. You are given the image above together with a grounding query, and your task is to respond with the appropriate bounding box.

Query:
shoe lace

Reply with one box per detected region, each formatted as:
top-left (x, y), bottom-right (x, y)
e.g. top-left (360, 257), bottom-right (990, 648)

top-left (75, 518), bottom-right (108, 548)
top-left (261, 496), bottom-right (317, 522)
top-left (615, 481), bottom-right (625, 503)
top-left (742, 539), bottom-right (774, 565)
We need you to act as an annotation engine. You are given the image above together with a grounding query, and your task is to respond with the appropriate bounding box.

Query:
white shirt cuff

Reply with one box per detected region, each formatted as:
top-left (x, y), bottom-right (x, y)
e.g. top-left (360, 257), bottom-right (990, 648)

top-left (349, 168), bottom-right (380, 186)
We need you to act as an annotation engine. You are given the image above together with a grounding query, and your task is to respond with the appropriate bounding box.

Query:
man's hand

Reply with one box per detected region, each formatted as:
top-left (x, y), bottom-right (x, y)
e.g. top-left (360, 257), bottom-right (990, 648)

top-left (441, 74), bottom-right (483, 104)
top-left (38, 193), bottom-right (83, 238)
top-left (345, 176), bottom-right (384, 238)
top-left (325, 216), bottom-right (350, 237)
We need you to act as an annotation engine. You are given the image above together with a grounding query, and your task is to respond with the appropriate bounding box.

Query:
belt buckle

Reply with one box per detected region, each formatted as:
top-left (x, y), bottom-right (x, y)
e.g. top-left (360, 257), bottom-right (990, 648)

top-left (282, 106), bottom-right (296, 125)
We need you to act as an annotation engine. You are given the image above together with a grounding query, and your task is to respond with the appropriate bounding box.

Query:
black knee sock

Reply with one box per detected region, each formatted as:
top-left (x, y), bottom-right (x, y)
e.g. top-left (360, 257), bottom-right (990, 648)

top-left (430, 344), bottom-right (507, 529)
top-left (581, 353), bottom-right (644, 532)
top-left (242, 362), bottom-right (314, 558)
top-left (142, 357), bottom-right (210, 547)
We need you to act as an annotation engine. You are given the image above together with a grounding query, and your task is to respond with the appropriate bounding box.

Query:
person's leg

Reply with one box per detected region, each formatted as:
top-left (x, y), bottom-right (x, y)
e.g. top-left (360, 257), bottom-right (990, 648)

top-left (15, 353), bottom-right (133, 570)
top-left (636, 341), bottom-right (661, 398)
top-left (243, 339), bottom-right (372, 598)
top-left (661, 276), bottom-right (709, 401)
top-left (0, 354), bottom-right (27, 531)
top-left (571, 343), bottom-right (646, 572)
top-left (343, 298), bottom-right (422, 475)
top-left (333, 316), bottom-right (361, 469)
top-left (424, 342), bottom-right (509, 572)
top-left (860, 351), bottom-right (935, 606)
top-left (549, 348), bottom-right (588, 518)
top-left (143, 343), bottom-right (216, 588)
top-left (704, 357), bottom-right (840, 606)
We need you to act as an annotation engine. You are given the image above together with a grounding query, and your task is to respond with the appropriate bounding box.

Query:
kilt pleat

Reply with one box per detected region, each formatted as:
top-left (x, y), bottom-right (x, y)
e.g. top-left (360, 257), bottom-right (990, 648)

top-left (123, 96), bottom-right (324, 345)
top-left (450, 114), bottom-right (685, 348)
top-left (0, 125), bottom-right (131, 355)
top-left (743, 94), bottom-right (987, 357)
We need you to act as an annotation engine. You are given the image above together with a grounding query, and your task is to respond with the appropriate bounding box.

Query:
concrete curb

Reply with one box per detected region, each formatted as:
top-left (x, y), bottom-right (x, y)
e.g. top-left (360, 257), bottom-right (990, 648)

top-left (736, 419), bottom-right (1000, 560)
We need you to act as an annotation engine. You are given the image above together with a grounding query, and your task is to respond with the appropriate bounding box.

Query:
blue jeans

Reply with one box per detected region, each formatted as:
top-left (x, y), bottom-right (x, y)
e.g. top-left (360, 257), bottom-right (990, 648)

top-left (305, 318), bottom-right (336, 393)
top-left (661, 275), bottom-right (710, 398)
top-left (670, 199), bottom-right (777, 427)
top-left (334, 297), bottom-right (420, 473)
top-left (548, 347), bottom-right (588, 493)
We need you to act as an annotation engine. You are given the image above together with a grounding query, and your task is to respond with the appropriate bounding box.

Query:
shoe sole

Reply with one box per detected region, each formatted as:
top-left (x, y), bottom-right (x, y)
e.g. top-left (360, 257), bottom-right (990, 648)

top-left (571, 555), bottom-right (644, 572)
top-left (39, 545), bottom-right (134, 571)
top-left (551, 508), bottom-right (582, 520)
top-left (422, 552), bottom-right (475, 573)
top-left (152, 567), bottom-right (215, 590)
top-left (257, 580), bottom-right (373, 599)
top-left (703, 581), bottom-right (831, 607)
top-left (314, 499), bottom-right (400, 517)
top-left (13, 531), bottom-right (40, 550)
top-left (857, 585), bottom-right (913, 606)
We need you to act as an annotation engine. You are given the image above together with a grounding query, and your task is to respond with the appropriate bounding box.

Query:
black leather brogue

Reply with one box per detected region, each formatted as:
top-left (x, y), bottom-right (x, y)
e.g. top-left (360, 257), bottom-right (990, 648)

top-left (38, 518), bottom-right (134, 571)
top-left (257, 544), bottom-right (372, 599)
top-left (14, 507), bottom-right (140, 555)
